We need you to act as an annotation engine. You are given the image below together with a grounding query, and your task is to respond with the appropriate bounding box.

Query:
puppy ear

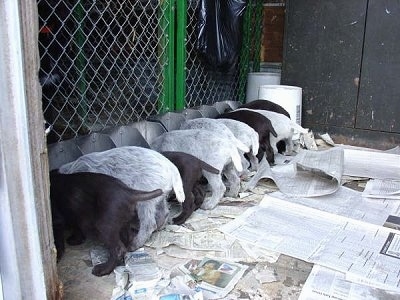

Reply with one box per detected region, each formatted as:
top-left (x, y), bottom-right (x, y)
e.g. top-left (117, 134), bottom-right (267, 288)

top-left (133, 189), bottom-right (163, 201)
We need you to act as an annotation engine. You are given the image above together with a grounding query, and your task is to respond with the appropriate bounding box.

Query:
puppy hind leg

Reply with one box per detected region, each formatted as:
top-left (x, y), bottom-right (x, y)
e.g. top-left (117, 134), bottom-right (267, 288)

top-left (201, 173), bottom-right (225, 210)
top-left (223, 165), bottom-right (241, 197)
top-left (155, 198), bottom-right (169, 229)
top-left (128, 202), bottom-right (158, 251)
top-left (92, 220), bottom-right (126, 276)
top-left (248, 152), bottom-right (259, 171)
top-left (92, 241), bottom-right (124, 276)
top-left (173, 192), bottom-right (195, 225)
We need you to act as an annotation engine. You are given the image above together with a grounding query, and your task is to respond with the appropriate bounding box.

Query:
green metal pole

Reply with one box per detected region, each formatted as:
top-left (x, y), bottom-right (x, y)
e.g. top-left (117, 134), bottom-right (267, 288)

top-left (159, 0), bottom-right (175, 113)
top-left (175, 0), bottom-right (187, 111)
top-left (252, 0), bottom-right (263, 72)
top-left (73, 1), bottom-right (87, 122)
top-left (238, 0), bottom-right (254, 103)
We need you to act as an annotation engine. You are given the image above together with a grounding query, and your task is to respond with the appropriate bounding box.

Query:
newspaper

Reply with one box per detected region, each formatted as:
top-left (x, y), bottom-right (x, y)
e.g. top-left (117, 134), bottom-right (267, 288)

top-left (244, 147), bottom-right (344, 197)
top-left (362, 179), bottom-right (400, 200)
top-left (299, 265), bottom-right (399, 300)
top-left (268, 187), bottom-right (400, 226)
top-left (244, 144), bottom-right (400, 198)
top-left (145, 229), bottom-right (234, 251)
top-left (179, 257), bottom-right (248, 299)
top-left (342, 148), bottom-right (400, 179)
top-left (145, 220), bottom-right (280, 263)
top-left (219, 196), bottom-right (400, 292)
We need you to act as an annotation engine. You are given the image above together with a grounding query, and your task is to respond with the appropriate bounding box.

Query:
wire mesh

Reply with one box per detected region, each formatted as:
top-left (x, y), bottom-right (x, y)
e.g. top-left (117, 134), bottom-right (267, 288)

top-left (38, 0), bottom-right (261, 142)
top-left (183, 0), bottom-right (242, 108)
top-left (38, 0), bottom-right (171, 142)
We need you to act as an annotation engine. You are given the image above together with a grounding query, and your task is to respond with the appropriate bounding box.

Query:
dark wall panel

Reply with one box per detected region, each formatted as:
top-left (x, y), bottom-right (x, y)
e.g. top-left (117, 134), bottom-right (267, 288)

top-left (356, 0), bottom-right (400, 132)
top-left (282, 0), bottom-right (367, 128)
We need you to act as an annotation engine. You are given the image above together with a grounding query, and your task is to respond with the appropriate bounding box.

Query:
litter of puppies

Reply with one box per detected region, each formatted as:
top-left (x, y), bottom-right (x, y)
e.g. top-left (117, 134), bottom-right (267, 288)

top-left (49, 100), bottom-right (334, 298)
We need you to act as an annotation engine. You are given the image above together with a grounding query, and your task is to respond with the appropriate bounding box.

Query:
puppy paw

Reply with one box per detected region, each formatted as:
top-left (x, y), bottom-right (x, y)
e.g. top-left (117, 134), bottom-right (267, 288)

top-left (200, 197), bottom-right (218, 210)
top-left (92, 262), bottom-right (114, 277)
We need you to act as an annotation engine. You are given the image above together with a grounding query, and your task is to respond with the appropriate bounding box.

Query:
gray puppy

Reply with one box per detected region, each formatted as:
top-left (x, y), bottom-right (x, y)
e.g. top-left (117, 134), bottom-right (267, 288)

top-left (59, 146), bottom-right (185, 250)
top-left (151, 129), bottom-right (243, 210)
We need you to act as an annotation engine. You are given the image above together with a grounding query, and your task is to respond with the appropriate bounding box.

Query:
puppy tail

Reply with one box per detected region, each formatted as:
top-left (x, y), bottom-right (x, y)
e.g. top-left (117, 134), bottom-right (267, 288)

top-left (133, 189), bottom-right (164, 201)
top-left (230, 148), bottom-right (243, 172)
top-left (200, 161), bottom-right (220, 174)
top-left (171, 164), bottom-right (186, 203)
top-left (251, 133), bottom-right (260, 155)
top-left (291, 122), bottom-right (309, 134)
top-left (234, 138), bottom-right (250, 153)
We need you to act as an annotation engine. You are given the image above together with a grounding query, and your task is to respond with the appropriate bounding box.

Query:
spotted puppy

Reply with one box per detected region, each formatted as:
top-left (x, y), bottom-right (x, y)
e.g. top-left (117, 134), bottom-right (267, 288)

top-left (216, 109), bottom-right (277, 164)
top-left (59, 146), bottom-right (185, 251)
top-left (238, 109), bottom-right (308, 155)
top-left (151, 129), bottom-right (243, 210)
top-left (180, 118), bottom-right (250, 153)
top-left (214, 118), bottom-right (260, 172)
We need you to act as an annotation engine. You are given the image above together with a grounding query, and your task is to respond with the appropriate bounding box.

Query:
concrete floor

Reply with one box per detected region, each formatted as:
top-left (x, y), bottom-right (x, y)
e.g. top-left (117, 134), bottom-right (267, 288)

top-left (56, 140), bottom-right (380, 299)
top-left (57, 179), bottom-right (316, 300)
top-left (57, 243), bottom-right (313, 300)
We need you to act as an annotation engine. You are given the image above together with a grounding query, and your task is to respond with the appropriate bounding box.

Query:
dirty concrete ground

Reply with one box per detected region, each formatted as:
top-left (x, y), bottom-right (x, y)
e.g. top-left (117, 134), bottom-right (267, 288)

top-left (57, 140), bottom-right (374, 300)
top-left (57, 178), bottom-right (317, 300)
top-left (58, 239), bottom-right (313, 300)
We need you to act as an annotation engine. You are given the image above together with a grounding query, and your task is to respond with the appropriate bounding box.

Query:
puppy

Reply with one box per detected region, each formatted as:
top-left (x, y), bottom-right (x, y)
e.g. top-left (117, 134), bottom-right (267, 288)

top-left (161, 151), bottom-right (219, 224)
top-left (238, 99), bottom-right (291, 119)
top-left (180, 118), bottom-right (250, 153)
top-left (214, 118), bottom-right (260, 172)
top-left (238, 109), bottom-right (308, 155)
top-left (151, 129), bottom-right (243, 210)
top-left (216, 110), bottom-right (277, 164)
top-left (50, 170), bottom-right (162, 276)
top-left (59, 146), bottom-right (185, 251)
top-left (238, 99), bottom-right (290, 153)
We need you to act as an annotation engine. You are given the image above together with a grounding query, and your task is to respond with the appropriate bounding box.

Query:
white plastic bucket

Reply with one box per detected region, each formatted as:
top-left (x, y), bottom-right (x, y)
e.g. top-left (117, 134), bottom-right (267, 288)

top-left (258, 85), bottom-right (302, 125)
top-left (246, 72), bottom-right (281, 103)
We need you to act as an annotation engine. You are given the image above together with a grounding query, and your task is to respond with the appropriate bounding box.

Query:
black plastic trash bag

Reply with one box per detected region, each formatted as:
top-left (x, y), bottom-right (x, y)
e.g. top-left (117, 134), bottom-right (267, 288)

top-left (197, 0), bottom-right (247, 72)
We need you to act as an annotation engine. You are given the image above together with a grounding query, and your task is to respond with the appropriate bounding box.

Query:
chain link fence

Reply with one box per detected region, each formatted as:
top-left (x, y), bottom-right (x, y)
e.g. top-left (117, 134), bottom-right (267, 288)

top-left (184, 0), bottom-right (241, 108)
top-left (38, 0), bottom-right (260, 142)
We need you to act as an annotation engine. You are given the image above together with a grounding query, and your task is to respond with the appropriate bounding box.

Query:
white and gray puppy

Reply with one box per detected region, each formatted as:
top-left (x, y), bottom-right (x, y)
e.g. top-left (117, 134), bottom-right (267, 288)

top-left (59, 146), bottom-right (185, 250)
top-left (150, 129), bottom-right (243, 210)
top-left (237, 108), bottom-right (308, 155)
top-left (215, 118), bottom-right (260, 172)
top-left (180, 118), bottom-right (250, 154)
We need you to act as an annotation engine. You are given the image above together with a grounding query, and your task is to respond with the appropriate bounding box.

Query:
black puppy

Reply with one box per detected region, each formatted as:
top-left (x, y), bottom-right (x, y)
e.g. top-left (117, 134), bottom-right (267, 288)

top-left (238, 99), bottom-right (291, 119)
top-left (216, 110), bottom-right (278, 164)
top-left (50, 170), bottom-right (162, 276)
top-left (161, 151), bottom-right (219, 224)
top-left (238, 100), bottom-right (291, 153)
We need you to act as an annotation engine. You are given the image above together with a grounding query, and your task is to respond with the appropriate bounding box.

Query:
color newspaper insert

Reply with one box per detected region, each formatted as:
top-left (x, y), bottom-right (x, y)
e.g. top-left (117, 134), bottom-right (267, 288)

top-left (179, 257), bottom-right (248, 299)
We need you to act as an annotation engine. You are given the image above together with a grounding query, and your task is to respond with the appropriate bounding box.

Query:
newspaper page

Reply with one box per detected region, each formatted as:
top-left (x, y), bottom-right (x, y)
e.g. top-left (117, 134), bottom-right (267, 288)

top-left (244, 147), bottom-right (344, 197)
top-left (145, 228), bottom-right (234, 251)
top-left (342, 148), bottom-right (400, 179)
top-left (268, 187), bottom-right (400, 226)
top-left (179, 257), bottom-right (248, 299)
top-left (299, 265), bottom-right (398, 300)
top-left (219, 196), bottom-right (400, 292)
top-left (362, 179), bottom-right (400, 200)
